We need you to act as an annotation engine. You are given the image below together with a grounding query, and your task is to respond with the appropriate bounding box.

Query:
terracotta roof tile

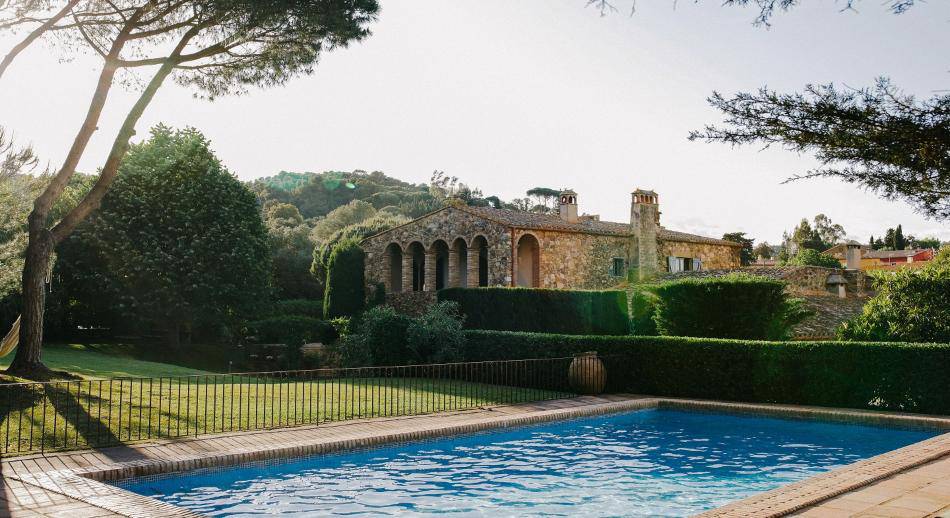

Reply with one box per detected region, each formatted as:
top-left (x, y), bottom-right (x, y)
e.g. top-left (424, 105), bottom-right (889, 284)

top-left (459, 207), bottom-right (740, 246)
top-left (864, 249), bottom-right (924, 259)
top-left (364, 205), bottom-right (740, 247)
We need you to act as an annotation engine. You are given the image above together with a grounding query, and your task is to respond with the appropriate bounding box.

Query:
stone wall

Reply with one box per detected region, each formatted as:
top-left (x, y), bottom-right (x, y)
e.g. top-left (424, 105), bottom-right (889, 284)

top-left (516, 230), bottom-right (631, 289)
top-left (660, 240), bottom-right (741, 270)
top-left (362, 207), bottom-right (512, 291)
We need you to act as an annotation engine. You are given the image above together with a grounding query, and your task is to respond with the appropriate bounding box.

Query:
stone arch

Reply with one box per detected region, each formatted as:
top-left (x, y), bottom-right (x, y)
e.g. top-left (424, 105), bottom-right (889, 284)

top-left (406, 241), bottom-right (426, 292)
top-left (516, 233), bottom-right (540, 288)
top-left (471, 235), bottom-right (489, 287)
top-left (431, 239), bottom-right (450, 291)
top-left (452, 237), bottom-right (468, 288)
top-left (385, 242), bottom-right (403, 293)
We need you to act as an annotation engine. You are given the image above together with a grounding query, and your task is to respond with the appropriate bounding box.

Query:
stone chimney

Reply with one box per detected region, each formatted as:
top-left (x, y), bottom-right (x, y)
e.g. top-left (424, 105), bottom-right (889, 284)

top-left (631, 189), bottom-right (659, 280)
top-left (845, 240), bottom-right (862, 270)
top-left (559, 189), bottom-right (578, 223)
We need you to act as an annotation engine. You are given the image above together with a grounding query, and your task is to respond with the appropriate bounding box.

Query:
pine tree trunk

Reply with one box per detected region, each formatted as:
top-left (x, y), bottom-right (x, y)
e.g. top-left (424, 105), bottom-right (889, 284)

top-left (7, 222), bottom-right (53, 378)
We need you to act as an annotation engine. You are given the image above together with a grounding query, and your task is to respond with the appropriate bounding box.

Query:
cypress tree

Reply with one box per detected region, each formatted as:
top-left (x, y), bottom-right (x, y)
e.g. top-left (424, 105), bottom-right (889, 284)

top-left (895, 225), bottom-right (906, 250)
top-left (323, 239), bottom-right (366, 319)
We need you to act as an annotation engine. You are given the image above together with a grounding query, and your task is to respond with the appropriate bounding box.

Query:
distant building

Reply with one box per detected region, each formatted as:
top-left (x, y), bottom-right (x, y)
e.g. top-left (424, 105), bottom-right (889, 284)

top-left (361, 189), bottom-right (741, 300)
top-left (823, 243), bottom-right (936, 271)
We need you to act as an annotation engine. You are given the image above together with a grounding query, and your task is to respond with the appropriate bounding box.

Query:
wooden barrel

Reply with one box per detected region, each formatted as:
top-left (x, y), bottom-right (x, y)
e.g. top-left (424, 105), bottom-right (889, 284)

top-left (568, 351), bottom-right (606, 395)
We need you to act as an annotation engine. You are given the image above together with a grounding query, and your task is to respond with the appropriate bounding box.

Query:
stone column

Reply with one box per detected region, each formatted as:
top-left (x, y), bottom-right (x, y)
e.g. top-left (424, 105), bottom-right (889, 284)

top-left (448, 249), bottom-right (459, 287)
top-left (424, 250), bottom-right (437, 292)
top-left (402, 253), bottom-right (413, 292)
top-left (467, 247), bottom-right (480, 287)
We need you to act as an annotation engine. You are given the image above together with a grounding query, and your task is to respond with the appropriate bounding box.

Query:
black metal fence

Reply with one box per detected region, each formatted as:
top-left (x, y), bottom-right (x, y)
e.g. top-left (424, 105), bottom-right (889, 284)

top-left (0, 355), bottom-right (608, 456)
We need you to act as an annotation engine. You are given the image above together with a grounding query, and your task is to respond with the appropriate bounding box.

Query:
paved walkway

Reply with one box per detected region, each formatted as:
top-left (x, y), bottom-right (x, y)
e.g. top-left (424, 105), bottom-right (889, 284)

top-left (1, 395), bottom-right (948, 517)
top-left (793, 456), bottom-right (950, 517)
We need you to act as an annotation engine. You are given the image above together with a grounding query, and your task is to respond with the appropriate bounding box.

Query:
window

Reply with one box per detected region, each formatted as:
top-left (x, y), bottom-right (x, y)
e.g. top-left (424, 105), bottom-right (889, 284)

top-left (667, 256), bottom-right (703, 273)
top-left (610, 258), bottom-right (625, 277)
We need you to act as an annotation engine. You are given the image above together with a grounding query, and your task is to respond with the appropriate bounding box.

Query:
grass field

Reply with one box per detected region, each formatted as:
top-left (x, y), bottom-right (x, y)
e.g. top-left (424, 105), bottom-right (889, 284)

top-left (0, 342), bottom-right (231, 381)
top-left (0, 345), bottom-right (569, 455)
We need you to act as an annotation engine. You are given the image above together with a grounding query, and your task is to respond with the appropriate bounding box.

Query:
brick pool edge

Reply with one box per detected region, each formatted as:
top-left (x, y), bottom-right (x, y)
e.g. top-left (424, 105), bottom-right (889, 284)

top-left (3, 395), bottom-right (949, 517)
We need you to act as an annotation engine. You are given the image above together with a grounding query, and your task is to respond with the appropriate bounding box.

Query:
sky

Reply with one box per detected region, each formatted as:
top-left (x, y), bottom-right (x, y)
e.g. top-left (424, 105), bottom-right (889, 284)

top-left (1, 0), bottom-right (949, 244)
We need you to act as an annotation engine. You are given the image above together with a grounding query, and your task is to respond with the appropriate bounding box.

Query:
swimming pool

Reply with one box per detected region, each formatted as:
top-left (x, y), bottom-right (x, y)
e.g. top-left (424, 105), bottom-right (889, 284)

top-left (116, 408), bottom-right (937, 517)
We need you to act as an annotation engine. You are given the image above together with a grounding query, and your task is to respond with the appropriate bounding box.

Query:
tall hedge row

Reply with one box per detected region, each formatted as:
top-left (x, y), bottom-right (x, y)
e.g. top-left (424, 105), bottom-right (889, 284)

top-left (463, 330), bottom-right (950, 415)
top-left (438, 287), bottom-right (628, 335)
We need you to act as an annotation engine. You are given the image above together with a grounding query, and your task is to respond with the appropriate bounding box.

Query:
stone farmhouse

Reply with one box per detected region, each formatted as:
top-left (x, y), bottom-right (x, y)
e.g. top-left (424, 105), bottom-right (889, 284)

top-left (361, 189), bottom-right (742, 296)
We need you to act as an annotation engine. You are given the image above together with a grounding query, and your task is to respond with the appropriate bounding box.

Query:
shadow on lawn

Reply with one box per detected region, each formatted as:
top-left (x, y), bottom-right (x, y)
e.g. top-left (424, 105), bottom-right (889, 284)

top-left (43, 384), bottom-right (147, 462)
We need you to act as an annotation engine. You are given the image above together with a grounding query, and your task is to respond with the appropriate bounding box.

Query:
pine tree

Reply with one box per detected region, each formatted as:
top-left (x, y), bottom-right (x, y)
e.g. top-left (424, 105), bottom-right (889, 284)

top-left (885, 228), bottom-right (896, 250)
top-left (894, 225), bottom-right (906, 250)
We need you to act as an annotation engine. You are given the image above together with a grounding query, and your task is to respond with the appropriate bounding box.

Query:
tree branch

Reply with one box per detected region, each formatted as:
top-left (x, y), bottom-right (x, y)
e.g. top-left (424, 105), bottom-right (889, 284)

top-left (0, 0), bottom-right (81, 79)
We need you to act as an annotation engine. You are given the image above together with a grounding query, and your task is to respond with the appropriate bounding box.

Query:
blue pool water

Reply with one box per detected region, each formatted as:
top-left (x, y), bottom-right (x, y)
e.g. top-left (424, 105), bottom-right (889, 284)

top-left (117, 409), bottom-right (937, 517)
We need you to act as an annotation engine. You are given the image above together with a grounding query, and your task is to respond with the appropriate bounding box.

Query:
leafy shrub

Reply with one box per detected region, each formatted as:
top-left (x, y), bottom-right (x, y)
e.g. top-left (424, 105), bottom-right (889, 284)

top-left (406, 302), bottom-right (465, 363)
top-left (785, 249), bottom-right (842, 268)
top-left (839, 249), bottom-right (950, 342)
top-left (338, 303), bottom-right (466, 366)
top-left (267, 299), bottom-right (323, 318)
top-left (248, 315), bottom-right (338, 346)
top-left (438, 287), bottom-right (628, 335)
top-left (651, 274), bottom-right (810, 340)
top-left (323, 239), bottom-right (365, 319)
top-left (462, 330), bottom-right (950, 415)
top-left (337, 305), bottom-right (413, 367)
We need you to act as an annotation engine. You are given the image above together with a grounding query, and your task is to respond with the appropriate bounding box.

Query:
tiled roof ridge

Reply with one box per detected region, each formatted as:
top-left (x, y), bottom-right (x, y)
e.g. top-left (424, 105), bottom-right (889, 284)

top-left (362, 204), bottom-right (740, 247)
top-left (460, 206), bottom-right (741, 246)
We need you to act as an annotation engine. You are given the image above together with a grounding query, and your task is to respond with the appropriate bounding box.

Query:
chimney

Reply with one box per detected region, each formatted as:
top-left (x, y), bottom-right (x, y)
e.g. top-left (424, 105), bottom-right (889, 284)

top-left (631, 189), bottom-right (659, 280)
top-left (559, 189), bottom-right (578, 223)
top-left (845, 241), bottom-right (862, 270)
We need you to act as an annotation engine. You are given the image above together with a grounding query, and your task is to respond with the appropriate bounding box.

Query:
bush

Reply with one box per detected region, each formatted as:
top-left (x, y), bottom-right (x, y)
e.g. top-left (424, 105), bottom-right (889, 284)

top-left (338, 302), bottom-right (466, 366)
top-left (267, 299), bottom-right (323, 318)
top-left (323, 239), bottom-right (365, 319)
top-left (406, 302), bottom-right (465, 363)
top-left (839, 249), bottom-right (950, 342)
top-left (786, 249), bottom-right (842, 268)
top-left (248, 315), bottom-right (338, 346)
top-left (438, 287), bottom-right (629, 335)
top-left (462, 330), bottom-right (950, 415)
top-left (651, 274), bottom-right (810, 340)
top-left (337, 305), bottom-right (413, 367)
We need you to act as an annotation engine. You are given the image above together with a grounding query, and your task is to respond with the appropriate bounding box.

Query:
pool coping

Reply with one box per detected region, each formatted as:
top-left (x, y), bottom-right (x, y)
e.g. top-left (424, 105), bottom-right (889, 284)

top-left (3, 395), bottom-right (949, 517)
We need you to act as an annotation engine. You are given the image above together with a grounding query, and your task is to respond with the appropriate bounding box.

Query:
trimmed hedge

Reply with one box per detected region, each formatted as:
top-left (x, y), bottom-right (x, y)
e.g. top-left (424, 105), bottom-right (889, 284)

top-left (249, 315), bottom-right (338, 346)
top-left (463, 330), bottom-right (950, 415)
top-left (267, 299), bottom-right (323, 318)
top-left (651, 274), bottom-right (809, 340)
top-left (438, 287), bottom-right (628, 335)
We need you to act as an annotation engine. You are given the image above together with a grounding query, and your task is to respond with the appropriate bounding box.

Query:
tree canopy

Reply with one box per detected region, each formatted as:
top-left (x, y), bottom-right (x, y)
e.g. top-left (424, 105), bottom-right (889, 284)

top-left (691, 80), bottom-right (950, 220)
top-left (722, 232), bottom-right (755, 265)
top-left (839, 248), bottom-right (950, 343)
top-left (56, 125), bottom-right (271, 346)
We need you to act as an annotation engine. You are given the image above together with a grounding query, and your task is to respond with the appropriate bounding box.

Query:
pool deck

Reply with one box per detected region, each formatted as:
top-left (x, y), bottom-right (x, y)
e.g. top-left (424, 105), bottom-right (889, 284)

top-left (1, 395), bottom-right (948, 517)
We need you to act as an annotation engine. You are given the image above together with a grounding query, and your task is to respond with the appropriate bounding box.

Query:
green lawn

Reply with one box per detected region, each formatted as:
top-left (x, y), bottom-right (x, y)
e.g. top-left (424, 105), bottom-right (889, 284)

top-left (0, 343), bottom-right (217, 380)
top-left (0, 344), bottom-right (568, 455)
